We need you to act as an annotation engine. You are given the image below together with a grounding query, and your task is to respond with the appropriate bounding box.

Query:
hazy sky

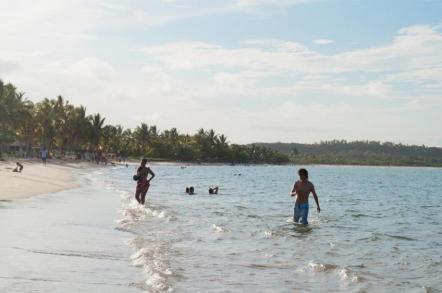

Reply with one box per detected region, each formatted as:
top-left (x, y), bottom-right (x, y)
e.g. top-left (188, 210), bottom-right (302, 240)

top-left (1, 0), bottom-right (441, 145)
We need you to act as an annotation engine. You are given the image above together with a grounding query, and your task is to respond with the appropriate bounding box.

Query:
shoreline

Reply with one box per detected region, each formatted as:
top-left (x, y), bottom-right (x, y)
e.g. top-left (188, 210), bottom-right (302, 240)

top-left (0, 159), bottom-right (96, 201)
top-left (120, 156), bottom-right (442, 168)
top-left (4, 155), bottom-right (439, 169)
top-left (133, 159), bottom-right (442, 168)
top-left (1, 158), bottom-right (440, 202)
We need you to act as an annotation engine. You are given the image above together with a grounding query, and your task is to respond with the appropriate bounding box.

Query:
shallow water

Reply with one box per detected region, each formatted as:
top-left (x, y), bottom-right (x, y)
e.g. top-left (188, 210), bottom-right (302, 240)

top-left (1, 165), bottom-right (441, 292)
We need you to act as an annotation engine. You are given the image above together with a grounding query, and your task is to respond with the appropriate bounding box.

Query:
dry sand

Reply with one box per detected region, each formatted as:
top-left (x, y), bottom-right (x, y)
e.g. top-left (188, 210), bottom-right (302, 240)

top-left (0, 159), bottom-right (90, 200)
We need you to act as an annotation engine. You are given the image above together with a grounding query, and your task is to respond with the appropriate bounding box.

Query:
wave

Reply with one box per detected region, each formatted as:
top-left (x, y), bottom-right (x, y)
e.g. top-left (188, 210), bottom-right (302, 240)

top-left (384, 233), bottom-right (416, 241)
top-left (262, 230), bottom-right (273, 238)
top-left (12, 247), bottom-right (123, 261)
top-left (112, 182), bottom-right (176, 292)
top-left (212, 224), bottom-right (229, 233)
top-left (116, 199), bottom-right (175, 232)
top-left (308, 261), bottom-right (338, 272)
top-left (304, 261), bottom-right (363, 284)
top-left (128, 237), bottom-right (174, 292)
top-left (351, 213), bottom-right (374, 218)
top-left (359, 232), bottom-right (416, 242)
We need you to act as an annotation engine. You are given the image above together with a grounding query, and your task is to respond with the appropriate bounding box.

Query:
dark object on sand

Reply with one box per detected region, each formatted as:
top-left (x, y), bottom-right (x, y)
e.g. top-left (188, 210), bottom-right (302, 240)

top-left (13, 162), bottom-right (23, 173)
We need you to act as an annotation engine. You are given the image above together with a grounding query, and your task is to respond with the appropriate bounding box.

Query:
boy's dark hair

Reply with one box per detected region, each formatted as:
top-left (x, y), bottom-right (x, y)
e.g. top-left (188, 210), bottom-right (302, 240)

top-left (298, 168), bottom-right (308, 179)
top-left (141, 158), bottom-right (148, 164)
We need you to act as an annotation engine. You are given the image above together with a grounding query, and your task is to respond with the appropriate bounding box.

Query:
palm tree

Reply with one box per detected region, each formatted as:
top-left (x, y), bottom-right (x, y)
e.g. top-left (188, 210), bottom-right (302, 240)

top-left (16, 100), bottom-right (36, 156)
top-left (0, 80), bottom-right (292, 164)
top-left (66, 106), bottom-right (89, 152)
top-left (35, 98), bottom-right (57, 151)
top-left (0, 82), bottom-right (21, 145)
top-left (134, 123), bottom-right (150, 155)
top-left (121, 128), bottom-right (133, 156)
top-left (0, 81), bottom-right (35, 156)
top-left (214, 134), bottom-right (229, 160)
top-left (53, 96), bottom-right (74, 154)
top-left (90, 113), bottom-right (105, 151)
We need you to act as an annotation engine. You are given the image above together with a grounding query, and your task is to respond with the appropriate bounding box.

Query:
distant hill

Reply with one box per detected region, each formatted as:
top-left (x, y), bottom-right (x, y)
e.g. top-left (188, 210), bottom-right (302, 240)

top-left (252, 140), bottom-right (442, 167)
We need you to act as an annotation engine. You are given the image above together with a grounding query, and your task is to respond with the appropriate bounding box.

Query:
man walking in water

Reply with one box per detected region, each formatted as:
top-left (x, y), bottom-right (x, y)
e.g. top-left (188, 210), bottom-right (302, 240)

top-left (290, 168), bottom-right (320, 225)
top-left (135, 158), bottom-right (155, 205)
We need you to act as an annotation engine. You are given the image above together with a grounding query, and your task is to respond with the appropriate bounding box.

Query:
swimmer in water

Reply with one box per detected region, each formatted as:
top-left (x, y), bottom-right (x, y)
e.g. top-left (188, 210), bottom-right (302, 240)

top-left (209, 187), bottom-right (219, 194)
top-left (134, 158), bottom-right (155, 205)
top-left (290, 168), bottom-right (320, 225)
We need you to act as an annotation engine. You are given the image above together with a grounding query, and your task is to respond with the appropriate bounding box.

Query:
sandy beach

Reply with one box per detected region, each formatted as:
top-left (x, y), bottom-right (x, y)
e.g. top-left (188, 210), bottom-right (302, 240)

top-left (0, 159), bottom-right (87, 200)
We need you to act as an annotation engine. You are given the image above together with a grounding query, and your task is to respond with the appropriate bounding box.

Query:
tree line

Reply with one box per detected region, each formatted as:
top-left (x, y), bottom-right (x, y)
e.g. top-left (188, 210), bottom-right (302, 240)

top-left (0, 80), bottom-right (289, 164)
top-left (255, 140), bottom-right (442, 167)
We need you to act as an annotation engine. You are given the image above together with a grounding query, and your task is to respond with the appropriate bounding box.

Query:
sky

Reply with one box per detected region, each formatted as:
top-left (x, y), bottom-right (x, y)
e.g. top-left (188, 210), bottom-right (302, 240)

top-left (1, 0), bottom-right (441, 146)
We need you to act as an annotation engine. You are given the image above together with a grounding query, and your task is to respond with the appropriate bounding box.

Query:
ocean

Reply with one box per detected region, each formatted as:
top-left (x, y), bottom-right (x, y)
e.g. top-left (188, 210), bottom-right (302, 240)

top-left (1, 164), bottom-right (441, 292)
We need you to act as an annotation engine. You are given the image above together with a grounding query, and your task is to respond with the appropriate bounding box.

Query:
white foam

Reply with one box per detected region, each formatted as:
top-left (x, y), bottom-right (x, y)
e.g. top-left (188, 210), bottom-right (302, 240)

top-left (263, 230), bottom-right (273, 238)
top-left (337, 267), bottom-right (360, 283)
top-left (117, 200), bottom-right (173, 225)
top-left (128, 238), bottom-right (174, 292)
top-left (212, 224), bottom-right (228, 233)
top-left (308, 261), bottom-right (338, 272)
top-left (305, 261), bottom-right (361, 284)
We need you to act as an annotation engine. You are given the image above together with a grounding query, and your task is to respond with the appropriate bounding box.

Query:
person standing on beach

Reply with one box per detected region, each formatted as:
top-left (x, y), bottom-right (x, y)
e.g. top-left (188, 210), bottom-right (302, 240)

top-left (40, 147), bottom-right (48, 165)
top-left (135, 158), bottom-right (155, 205)
top-left (290, 168), bottom-right (320, 225)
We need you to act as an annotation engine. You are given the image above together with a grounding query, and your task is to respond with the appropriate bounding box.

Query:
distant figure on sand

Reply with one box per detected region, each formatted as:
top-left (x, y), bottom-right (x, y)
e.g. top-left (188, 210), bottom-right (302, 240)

top-left (13, 162), bottom-right (23, 172)
top-left (41, 147), bottom-right (48, 165)
top-left (134, 158), bottom-right (155, 205)
top-left (290, 168), bottom-right (320, 225)
top-left (209, 187), bottom-right (219, 194)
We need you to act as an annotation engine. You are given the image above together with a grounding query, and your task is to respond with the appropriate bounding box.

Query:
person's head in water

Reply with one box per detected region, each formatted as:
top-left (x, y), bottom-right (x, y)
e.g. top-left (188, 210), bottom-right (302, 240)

top-left (189, 186), bottom-right (194, 194)
top-left (298, 168), bottom-right (308, 181)
top-left (209, 186), bottom-right (219, 194)
top-left (141, 158), bottom-right (148, 166)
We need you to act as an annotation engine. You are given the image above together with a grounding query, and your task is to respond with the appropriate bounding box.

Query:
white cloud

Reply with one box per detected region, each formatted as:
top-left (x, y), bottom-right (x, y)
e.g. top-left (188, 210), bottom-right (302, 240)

top-left (140, 25), bottom-right (442, 102)
top-left (234, 0), bottom-right (312, 8)
top-left (313, 39), bottom-right (335, 45)
top-left (0, 59), bottom-right (20, 74)
top-left (0, 0), bottom-right (441, 145)
top-left (133, 24), bottom-right (442, 144)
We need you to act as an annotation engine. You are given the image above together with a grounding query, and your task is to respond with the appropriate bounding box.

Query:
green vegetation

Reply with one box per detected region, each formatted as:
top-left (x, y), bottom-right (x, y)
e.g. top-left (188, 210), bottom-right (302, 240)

top-left (3, 80), bottom-right (440, 167)
top-left (0, 80), bottom-right (289, 164)
top-left (255, 140), bottom-right (442, 167)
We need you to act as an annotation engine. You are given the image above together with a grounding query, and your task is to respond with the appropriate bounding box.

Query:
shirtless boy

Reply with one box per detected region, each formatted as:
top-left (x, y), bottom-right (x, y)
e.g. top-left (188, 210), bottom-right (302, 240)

top-left (290, 168), bottom-right (320, 224)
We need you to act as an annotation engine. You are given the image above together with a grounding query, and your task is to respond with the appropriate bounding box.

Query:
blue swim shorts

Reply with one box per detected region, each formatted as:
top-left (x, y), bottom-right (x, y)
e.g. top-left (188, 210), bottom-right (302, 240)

top-left (294, 203), bottom-right (309, 225)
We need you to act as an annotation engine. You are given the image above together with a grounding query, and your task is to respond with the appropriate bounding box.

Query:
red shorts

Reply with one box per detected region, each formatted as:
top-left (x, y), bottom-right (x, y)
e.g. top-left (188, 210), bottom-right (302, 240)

top-left (136, 180), bottom-right (150, 193)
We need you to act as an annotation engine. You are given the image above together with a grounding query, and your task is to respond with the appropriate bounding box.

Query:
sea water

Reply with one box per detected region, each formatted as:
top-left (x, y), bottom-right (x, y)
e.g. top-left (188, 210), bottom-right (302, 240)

top-left (1, 165), bottom-right (441, 292)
